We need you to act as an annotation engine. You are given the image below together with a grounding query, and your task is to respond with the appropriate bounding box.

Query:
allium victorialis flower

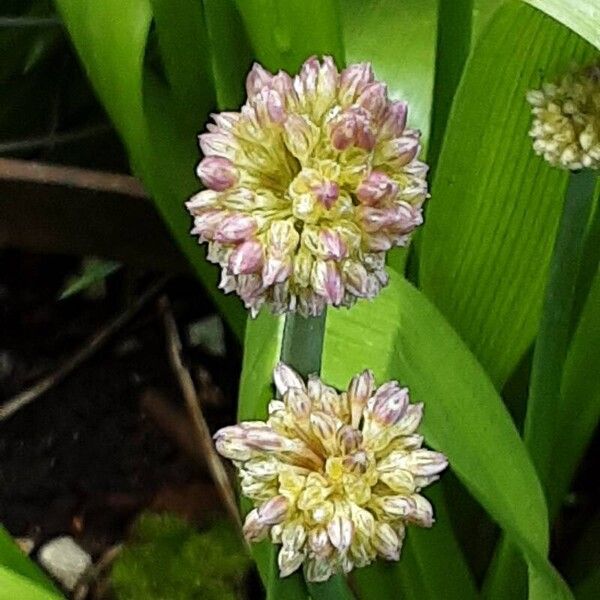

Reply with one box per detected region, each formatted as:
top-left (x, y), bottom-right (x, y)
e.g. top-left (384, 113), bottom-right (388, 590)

top-left (527, 63), bottom-right (600, 170)
top-left (187, 56), bottom-right (428, 316)
top-left (214, 364), bottom-right (447, 581)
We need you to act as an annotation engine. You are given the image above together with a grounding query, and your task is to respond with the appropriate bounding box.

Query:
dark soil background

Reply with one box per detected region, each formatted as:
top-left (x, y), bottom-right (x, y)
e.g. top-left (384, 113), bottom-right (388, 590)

top-left (0, 249), bottom-right (241, 560)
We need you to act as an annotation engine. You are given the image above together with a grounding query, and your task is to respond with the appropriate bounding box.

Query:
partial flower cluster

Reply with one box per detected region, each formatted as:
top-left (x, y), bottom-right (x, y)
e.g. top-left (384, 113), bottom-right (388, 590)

top-left (187, 56), bottom-right (428, 316)
top-left (527, 63), bottom-right (600, 170)
top-left (214, 364), bottom-right (447, 581)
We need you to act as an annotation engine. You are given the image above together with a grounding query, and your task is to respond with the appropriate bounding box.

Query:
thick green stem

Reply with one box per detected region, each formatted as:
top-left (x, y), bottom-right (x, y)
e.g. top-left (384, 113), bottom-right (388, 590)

top-left (276, 310), bottom-right (355, 600)
top-left (483, 170), bottom-right (598, 600)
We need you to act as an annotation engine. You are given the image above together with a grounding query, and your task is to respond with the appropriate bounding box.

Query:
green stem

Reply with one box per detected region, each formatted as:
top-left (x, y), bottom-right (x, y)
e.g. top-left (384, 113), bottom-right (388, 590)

top-left (524, 169), bottom-right (598, 488)
top-left (482, 170), bottom-right (598, 600)
top-left (276, 310), bottom-right (355, 600)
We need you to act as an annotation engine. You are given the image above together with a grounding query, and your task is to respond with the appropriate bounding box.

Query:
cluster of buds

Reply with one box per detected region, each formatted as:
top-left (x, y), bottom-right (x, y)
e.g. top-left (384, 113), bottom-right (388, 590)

top-left (214, 364), bottom-right (447, 581)
top-left (187, 56), bottom-right (428, 316)
top-left (527, 63), bottom-right (600, 170)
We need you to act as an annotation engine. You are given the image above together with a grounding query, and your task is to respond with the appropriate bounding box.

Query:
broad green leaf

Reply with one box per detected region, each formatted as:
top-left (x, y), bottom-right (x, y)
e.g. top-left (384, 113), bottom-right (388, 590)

top-left (525, 1), bottom-right (600, 50)
top-left (341, 0), bottom-right (438, 275)
top-left (321, 271), bottom-right (570, 598)
top-left (56, 0), bottom-right (247, 338)
top-left (525, 171), bottom-right (598, 491)
top-left (428, 0), bottom-right (472, 173)
top-left (419, 1), bottom-right (598, 386)
top-left (0, 567), bottom-right (62, 600)
top-left (341, 0), bottom-right (437, 147)
top-left (352, 486), bottom-right (477, 600)
top-left (473, 0), bottom-right (506, 39)
top-left (233, 0), bottom-right (344, 74)
top-left (550, 263), bottom-right (600, 518)
top-left (203, 0), bottom-right (254, 110)
top-left (0, 526), bottom-right (62, 599)
top-left (150, 0), bottom-right (215, 115)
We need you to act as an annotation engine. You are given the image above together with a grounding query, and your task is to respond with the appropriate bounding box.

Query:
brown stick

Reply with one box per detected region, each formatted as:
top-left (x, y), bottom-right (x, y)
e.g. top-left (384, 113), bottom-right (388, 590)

top-left (0, 277), bottom-right (169, 421)
top-left (0, 157), bottom-right (147, 197)
top-left (158, 296), bottom-right (242, 531)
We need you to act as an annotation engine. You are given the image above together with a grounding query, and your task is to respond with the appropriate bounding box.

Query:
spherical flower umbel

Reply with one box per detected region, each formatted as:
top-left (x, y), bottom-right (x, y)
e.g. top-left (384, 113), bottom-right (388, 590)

top-left (214, 364), bottom-right (448, 582)
top-left (527, 63), bottom-right (600, 170)
top-left (187, 56), bottom-right (428, 316)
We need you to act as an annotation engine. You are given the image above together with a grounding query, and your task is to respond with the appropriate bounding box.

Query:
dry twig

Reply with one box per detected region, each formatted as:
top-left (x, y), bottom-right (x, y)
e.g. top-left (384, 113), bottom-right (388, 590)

top-left (158, 296), bottom-right (242, 531)
top-left (0, 277), bottom-right (169, 421)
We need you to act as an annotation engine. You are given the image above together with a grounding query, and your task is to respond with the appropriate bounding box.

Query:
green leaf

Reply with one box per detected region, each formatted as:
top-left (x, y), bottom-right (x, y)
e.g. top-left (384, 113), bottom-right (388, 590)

top-left (340, 0), bottom-right (438, 275)
top-left (0, 526), bottom-right (62, 599)
top-left (321, 271), bottom-right (569, 598)
top-left (55, 0), bottom-right (247, 339)
top-left (59, 258), bottom-right (120, 299)
top-left (525, 171), bottom-right (597, 492)
top-left (150, 0), bottom-right (215, 114)
top-left (419, 1), bottom-right (598, 386)
top-left (428, 0), bottom-right (472, 173)
top-left (525, 1), bottom-right (600, 50)
top-left (550, 263), bottom-right (600, 517)
top-left (352, 487), bottom-right (477, 600)
top-left (341, 0), bottom-right (437, 147)
top-left (233, 0), bottom-right (344, 74)
top-left (203, 0), bottom-right (254, 110)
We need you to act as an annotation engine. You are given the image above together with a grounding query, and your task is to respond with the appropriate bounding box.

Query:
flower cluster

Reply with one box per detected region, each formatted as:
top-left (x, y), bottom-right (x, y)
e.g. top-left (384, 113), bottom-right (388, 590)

top-left (187, 56), bottom-right (428, 316)
top-left (214, 364), bottom-right (447, 581)
top-left (527, 63), bottom-right (600, 170)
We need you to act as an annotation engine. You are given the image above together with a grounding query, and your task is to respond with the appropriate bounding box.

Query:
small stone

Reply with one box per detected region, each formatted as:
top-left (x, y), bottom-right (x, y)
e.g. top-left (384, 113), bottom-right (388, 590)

top-left (38, 536), bottom-right (92, 591)
top-left (15, 537), bottom-right (35, 555)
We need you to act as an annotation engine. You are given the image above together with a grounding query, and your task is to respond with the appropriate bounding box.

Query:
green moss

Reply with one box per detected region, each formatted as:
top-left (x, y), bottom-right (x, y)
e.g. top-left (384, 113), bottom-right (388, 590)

top-left (111, 513), bottom-right (250, 600)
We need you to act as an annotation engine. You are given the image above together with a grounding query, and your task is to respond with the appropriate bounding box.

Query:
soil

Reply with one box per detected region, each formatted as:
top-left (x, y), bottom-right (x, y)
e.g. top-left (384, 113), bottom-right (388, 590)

top-left (0, 248), bottom-right (241, 560)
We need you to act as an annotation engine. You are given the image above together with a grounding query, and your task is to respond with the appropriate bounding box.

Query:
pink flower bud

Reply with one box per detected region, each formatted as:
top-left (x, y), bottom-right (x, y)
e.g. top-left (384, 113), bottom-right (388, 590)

top-left (380, 101), bottom-right (408, 138)
top-left (357, 82), bottom-right (388, 120)
top-left (396, 403), bottom-right (424, 435)
top-left (379, 495), bottom-right (416, 518)
top-left (339, 62), bottom-right (374, 105)
top-left (330, 110), bottom-right (357, 151)
top-left (257, 495), bottom-right (289, 524)
top-left (243, 509), bottom-right (269, 542)
top-left (342, 261), bottom-right (370, 297)
top-left (274, 363), bottom-right (306, 396)
top-left (318, 56), bottom-right (339, 99)
top-left (318, 228), bottom-right (347, 260)
top-left (246, 62), bottom-right (273, 97)
top-left (313, 181), bottom-right (340, 209)
top-left (405, 494), bottom-right (434, 527)
top-left (357, 171), bottom-right (399, 205)
top-left (310, 411), bottom-right (337, 446)
top-left (196, 156), bottom-right (238, 191)
top-left (262, 255), bottom-right (292, 286)
top-left (186, 190), bottom-right (220, 214)
top-left (378, 135), bottom-right (420, 167)
top-left (285, 388), bottom-right (311, 418)
top-left (214, 214), bottom-right (256, 243)
top-left (371, 382), bottom-right (409, 425)
top-left (348, 369), bottom-right (375, 428)
top-left (327, 514), bottom-right (354, 551)
top-left (336, 425), bottom-right (363, 454)
top-left (191, 209), bottom-right (227, 241)
top-left (198, 132), bottom-right (237, 159)
top-left (308, 527), bottom-right (333, 558)
top-left (311, 260), bottom-right (344, 305)
top-left (228, 239), bottom-right (263, 275)
top-left (373, 523), bottom-right (401, 560)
